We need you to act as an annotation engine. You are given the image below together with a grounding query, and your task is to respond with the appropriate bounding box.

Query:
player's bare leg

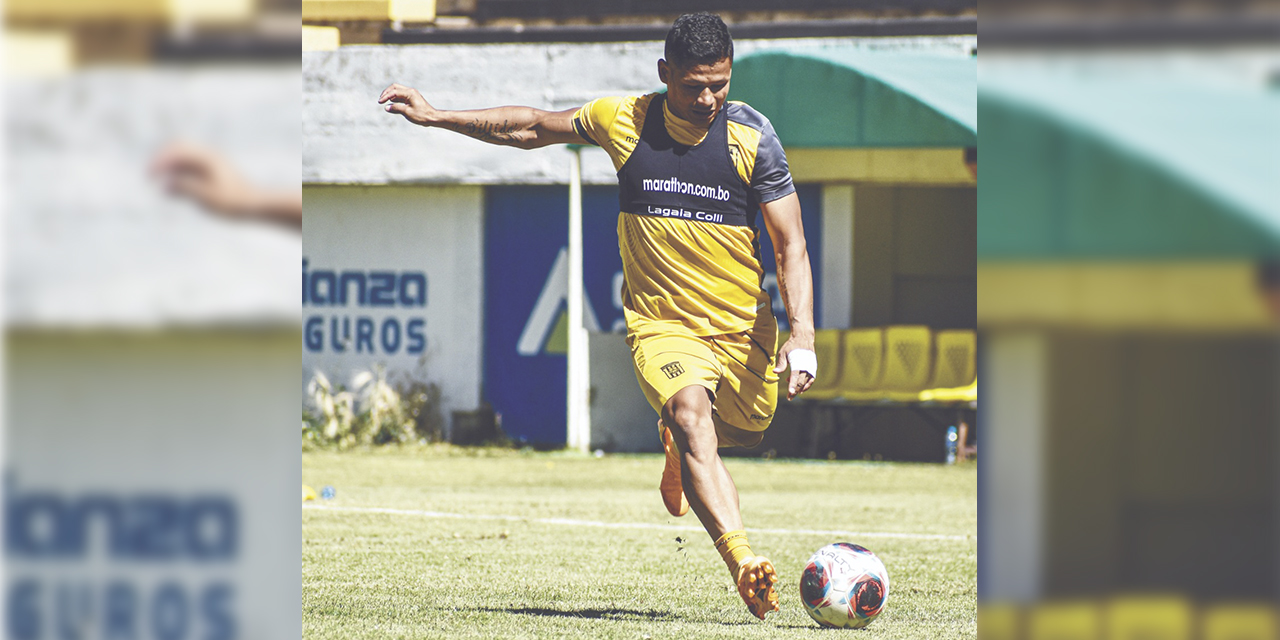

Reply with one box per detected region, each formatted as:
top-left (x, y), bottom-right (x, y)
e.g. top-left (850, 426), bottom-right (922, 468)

top-left (662, 385), bottom-right (778, 620)
top-left (658, 419), bottom-right (689, 517)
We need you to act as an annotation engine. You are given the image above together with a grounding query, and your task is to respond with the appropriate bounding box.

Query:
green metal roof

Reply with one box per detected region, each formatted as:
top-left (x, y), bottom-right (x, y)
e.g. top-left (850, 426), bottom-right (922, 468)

top-left (730, 48), bottom-right (977, 148)
top-left (978, 69), bottom-right (1280, 258)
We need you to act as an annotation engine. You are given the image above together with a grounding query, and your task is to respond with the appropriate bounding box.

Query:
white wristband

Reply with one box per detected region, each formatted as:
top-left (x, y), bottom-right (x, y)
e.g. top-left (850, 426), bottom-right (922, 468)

top-left (787, 349), bottom-right (817, 379)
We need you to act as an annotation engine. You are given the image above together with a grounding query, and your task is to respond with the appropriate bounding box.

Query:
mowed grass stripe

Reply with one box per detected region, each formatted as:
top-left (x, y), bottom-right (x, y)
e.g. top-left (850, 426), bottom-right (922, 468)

top-left (304, 447), bottom-right (976, 639)
top-left (304, 503), bottom-right (971, 541)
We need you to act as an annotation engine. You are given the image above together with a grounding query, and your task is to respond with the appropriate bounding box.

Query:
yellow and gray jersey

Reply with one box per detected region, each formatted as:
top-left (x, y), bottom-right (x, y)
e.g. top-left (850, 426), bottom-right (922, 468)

top-left (573, 93), bottom-right (795, 337)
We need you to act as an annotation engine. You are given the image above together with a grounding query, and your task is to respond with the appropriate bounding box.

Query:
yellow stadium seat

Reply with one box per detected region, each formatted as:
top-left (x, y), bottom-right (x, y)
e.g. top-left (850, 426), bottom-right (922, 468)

top-left (920, 380), bottom-right (978, 405)
top-left (979, 603), bottom-right (1021, 640)
top-left (8, 0), bottom-right (253, 23)
top-left (920, 330), bottom-right (977, 405)
top-left (880, 326), bottom-right (933, 399)
top-left (303, 26), bottom-right (341, 51)
top-left (1107, 595), bottom-right (1193, 640)
top-left (303, 0), bottom-right (436, 22)
top-left (796, 329), bottom-right (843, 400)
top-left (1202, 604), bottom-right (1278, 640)
top-left (5, 30), bottom-right (75, 77)
top-left (928, 329), bottom-right (976, 389)
top-left (170, 0), bottom-right (256, 24)
top-left (1028, 601), bottom-right (1102, 640)
top-left (837, 327), bottom-right (885, 402)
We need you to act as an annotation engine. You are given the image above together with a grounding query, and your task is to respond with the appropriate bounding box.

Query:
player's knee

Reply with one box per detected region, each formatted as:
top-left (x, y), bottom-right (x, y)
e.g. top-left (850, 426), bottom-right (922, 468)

top-left (665, 405), bottom-right (712, 441)
top-left (662, 401), bottom-right (716, 459)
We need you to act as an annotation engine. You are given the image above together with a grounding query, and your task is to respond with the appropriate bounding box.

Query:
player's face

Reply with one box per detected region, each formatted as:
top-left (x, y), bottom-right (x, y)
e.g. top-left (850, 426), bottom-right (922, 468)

top-left (658, 57), bottom-right (732, 127)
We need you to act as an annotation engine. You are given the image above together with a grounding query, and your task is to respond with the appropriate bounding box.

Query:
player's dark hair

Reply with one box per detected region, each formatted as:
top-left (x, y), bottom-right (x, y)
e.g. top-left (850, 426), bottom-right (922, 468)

top-left (664, 13), bottom-right (733, 69)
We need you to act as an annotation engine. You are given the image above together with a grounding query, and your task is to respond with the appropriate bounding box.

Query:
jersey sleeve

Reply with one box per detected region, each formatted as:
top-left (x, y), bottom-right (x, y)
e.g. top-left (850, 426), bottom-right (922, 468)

top-left (573, 96), bottom-right (623, 148)
top-left (573, 95), bottom-right (646, 171)
top-left (750, 120), bottom-right (796, 204)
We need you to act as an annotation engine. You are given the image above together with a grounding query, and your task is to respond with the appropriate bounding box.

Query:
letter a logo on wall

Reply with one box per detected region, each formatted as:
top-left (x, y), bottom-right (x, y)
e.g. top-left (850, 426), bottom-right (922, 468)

top-left (517, 247), bottom-right (601, 356)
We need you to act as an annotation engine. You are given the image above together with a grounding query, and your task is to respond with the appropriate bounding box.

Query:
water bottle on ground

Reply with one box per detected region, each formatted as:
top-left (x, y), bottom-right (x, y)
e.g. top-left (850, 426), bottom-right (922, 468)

top-left (945, 426), bottom-right (958, 464)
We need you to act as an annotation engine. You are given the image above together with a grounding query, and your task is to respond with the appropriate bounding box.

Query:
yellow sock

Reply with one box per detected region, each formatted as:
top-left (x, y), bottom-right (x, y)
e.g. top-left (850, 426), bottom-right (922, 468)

top-left (713, 530), bottom-right (754, 578)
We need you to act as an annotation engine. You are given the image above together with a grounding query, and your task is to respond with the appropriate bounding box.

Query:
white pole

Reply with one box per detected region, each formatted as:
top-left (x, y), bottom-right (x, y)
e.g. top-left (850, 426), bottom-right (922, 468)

top-left (566, 147), bottom-right (591, 453)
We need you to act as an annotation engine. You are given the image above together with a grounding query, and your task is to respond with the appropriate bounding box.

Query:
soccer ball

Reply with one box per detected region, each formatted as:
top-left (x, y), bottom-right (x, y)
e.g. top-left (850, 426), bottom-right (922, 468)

top-left (799, 543), bottom-right (889, 629)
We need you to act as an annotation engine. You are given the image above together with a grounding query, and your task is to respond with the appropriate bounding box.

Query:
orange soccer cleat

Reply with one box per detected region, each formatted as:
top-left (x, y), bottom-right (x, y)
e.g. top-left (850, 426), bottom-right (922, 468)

top-left (736, 556), bottom-right (780, 620)
top-left (659, 422), bottom-right (689, 517)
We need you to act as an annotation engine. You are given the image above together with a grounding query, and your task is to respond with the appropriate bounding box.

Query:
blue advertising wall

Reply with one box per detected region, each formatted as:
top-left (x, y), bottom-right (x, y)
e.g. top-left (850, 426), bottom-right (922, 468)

top-left (484, 184), bottom-right (821, 445)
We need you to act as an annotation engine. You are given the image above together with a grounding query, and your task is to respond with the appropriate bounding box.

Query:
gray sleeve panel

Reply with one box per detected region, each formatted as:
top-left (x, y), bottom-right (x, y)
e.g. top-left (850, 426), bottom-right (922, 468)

top-left (726, 103), bottom-right (795, 204)
top-left (725, 101), bottom-right (769, 130)
top-left (751, 120), bottom-right (796, 204)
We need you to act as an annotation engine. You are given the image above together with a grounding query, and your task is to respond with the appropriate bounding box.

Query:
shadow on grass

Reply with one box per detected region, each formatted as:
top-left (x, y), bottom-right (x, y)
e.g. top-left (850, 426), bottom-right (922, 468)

top-left (472, 606), bottom-right (677, 622)
top-left (464, 605), bottom-right (762, 627)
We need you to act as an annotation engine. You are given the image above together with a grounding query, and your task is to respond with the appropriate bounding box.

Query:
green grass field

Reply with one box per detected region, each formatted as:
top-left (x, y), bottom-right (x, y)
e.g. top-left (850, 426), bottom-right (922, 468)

top-left (303, 446), bottom-right (976, 639)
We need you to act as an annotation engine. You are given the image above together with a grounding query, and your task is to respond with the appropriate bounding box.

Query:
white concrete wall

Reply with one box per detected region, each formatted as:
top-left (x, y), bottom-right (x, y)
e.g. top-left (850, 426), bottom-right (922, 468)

top-left (302, 36), bottom-right (976, 186)
top-left (981, 331), bottom-right (1047, 601)
top-left (6, 330), bottom-right (301, 640)
top-left (6, 65), bottom-right (302, 640)
top-left (8, 66), bottom-right (300, 328)
top-left (302, 185), bottom-right (484, 424)
top-left (588, 332), bottom-right (661, 453)
top-left (821, 185), bottom-right (854, 329)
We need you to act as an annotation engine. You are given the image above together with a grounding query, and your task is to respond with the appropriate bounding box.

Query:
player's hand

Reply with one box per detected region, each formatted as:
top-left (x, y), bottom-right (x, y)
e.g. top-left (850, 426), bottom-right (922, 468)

top-left (378, 83), bottom-right (437, 126)
top-left (150, 142), bottom-right (254, 216)
top-left (773, 336), bottom-right (816, 401)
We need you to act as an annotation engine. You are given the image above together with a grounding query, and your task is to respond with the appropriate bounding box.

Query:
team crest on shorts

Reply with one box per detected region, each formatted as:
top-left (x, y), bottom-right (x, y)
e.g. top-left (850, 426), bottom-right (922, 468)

top-left (660, 361), bottom-right (685, 379)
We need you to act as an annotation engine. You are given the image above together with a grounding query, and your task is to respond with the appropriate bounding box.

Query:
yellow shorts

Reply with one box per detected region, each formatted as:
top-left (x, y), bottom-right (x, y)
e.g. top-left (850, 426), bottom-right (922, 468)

top-left (627, 319), bottom-right (779, 444)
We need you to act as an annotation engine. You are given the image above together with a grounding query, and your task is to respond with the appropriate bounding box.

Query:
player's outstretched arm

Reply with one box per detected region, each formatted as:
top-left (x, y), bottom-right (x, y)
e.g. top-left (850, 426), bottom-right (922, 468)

top-left (378, 83), bottom-right (584, 150)
top-left (151, 141), bottom-right (302, 230)
top-left (761, 192), bottom-right (817, 400)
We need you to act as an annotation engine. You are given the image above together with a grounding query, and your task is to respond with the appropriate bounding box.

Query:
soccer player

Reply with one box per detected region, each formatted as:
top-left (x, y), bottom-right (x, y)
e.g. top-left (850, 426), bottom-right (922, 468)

top-left (379, 12), bottom-right (816, 620)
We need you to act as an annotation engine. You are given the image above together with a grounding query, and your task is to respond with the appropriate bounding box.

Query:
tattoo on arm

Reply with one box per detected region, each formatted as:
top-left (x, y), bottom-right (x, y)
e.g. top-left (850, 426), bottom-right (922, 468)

top-left (449, 118), bottom-right (523, 144)
top-left (777, 267), bottom-right (793, 319)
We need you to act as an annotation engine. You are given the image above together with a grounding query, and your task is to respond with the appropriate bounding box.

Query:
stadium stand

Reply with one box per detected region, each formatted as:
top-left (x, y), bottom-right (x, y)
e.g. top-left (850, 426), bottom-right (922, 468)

top-left (302, 0), bottom-right (435, 43)
top-left (800, 329), bottom-right (844, 401)
top-left (304, 0), bottom-right (976, 44)
top-left (928, 329), bottom-right (977, 389)
top-left (774, 326), bottom-right (976, 461)
top-left (1107, 596), bottom-right (1195, 640)
top-left (838, 327), bottom-right (887, 402)
top-left (1202, 604), bottom-right (1279, 640)
top-left (303, 25), bottom-right (342, 50)
top-left (1027, 601), bottom-right (1102, 640)
top-left (980, 603), bottom-right (1021, 640)
top-left (880, 325), bottom-right (934, 398)
top-left (982, 599), bottom-right (1280, 640)
top-left (782, 326), bottom-right (976, 406)
top-left (6, 0), bottom-right (299, 66)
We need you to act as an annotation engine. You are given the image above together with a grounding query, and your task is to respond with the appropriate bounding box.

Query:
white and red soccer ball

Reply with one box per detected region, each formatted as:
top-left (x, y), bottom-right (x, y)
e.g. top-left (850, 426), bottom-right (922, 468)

top-left (799, 543), bottom-right (890, 629)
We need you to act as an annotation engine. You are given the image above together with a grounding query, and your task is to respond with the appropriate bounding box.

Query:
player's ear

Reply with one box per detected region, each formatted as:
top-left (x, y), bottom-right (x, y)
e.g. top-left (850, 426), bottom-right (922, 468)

top-left (658, 59), bottom-right (670, 85)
